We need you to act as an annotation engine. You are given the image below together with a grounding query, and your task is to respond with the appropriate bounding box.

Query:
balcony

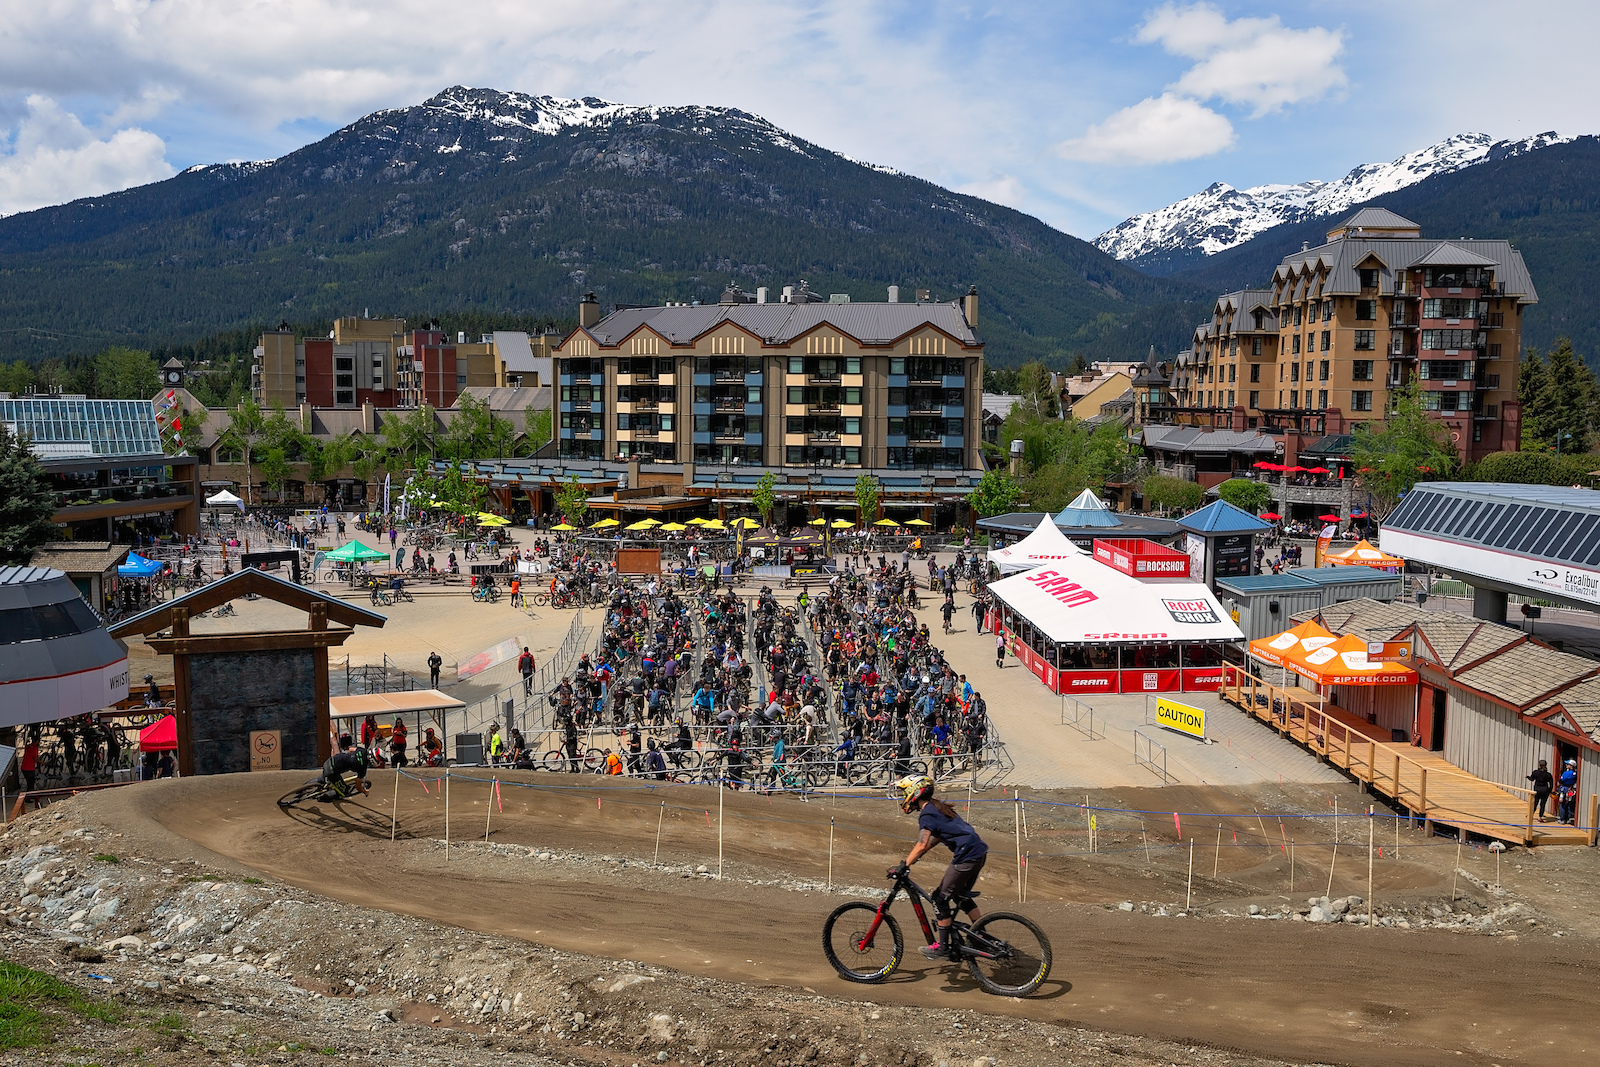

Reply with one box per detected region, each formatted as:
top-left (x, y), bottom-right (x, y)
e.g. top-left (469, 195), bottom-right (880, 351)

top-left (713, 397), bottom-right (744, 412)
top-left (55, 481), bottom-right (192, 507)
top-left (1390, 314), bottom-right (1419, 329)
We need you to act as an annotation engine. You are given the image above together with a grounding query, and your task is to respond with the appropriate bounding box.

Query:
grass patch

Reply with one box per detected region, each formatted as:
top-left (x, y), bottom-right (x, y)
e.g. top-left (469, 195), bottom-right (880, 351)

top-left (150, 1014), bottom-right (186, 1033)
top-left (92, 854), bottom-right (119, 864)
top-left (182, 875), bottom-right (220, 883)
top-left (319, 1046), bottom-right (339, 1055)
top-left (241, 877), bottom-right (263, 885)
top-left (0, 958), bottom-right (123, 1050)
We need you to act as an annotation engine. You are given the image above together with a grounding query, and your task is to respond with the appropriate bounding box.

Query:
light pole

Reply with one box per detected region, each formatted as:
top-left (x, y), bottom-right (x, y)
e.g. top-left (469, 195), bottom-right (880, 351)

top-left (1555, 432), bottom-right (1573, 457)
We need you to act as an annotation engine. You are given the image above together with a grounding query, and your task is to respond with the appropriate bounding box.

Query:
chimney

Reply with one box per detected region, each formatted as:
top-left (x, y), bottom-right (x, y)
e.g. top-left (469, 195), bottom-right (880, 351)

top-left (781, 285), bottom-right (794, 304)
top-left (756, 286), bottom-right (768, 304)
top-left (458, 331), bottom-right (466, 344)
top-left (887, 285), bottom-right (899, 303)
top-left (578, 291), bottom-right (600, 328)
top-left (963, 286), bottom-right (978, 328)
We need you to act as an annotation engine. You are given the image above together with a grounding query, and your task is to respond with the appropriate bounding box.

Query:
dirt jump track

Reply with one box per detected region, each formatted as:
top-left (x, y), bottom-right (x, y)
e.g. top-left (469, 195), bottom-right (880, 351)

top-left (74, 770), bottom-right (1595, 1067)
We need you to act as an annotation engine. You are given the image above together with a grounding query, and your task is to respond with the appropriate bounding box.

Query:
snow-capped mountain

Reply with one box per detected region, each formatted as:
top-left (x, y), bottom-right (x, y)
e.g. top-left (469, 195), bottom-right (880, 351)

top-left (1095, 132), bottom-right (1570, 266)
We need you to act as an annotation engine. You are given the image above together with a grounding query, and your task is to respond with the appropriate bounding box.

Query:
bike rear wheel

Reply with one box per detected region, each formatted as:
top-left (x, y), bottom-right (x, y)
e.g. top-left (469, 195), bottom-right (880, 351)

top-left (277, 778), bottom-right (327, 809)
top-left (822, 902), bottom-right (903, 983)
top-left (963, 912), bottom-right (1051, 997)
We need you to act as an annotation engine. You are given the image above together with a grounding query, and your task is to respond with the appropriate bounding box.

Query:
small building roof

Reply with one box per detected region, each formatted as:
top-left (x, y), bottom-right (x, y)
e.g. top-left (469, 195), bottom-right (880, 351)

top-left (1413, 242), bottom-right (1498, 267)
top-left (1054, 489), bottom-right (1121, 528)
top-left (1177, 500), bottom-right (1274, 534)
top-left (108, 567), bottom-right (387, 638)
top-left (26, 542), bottom-right (130, 576)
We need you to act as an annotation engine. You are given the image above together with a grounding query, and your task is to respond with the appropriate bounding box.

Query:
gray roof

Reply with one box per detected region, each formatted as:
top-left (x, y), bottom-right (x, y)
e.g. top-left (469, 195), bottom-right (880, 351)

top-left (1335, 207), bottom-right (1421, 233)
top-left (1413, 243), bottom-right (1499, 267)
top-left (581, 302), bottom-right (980, 349)
top-left (1274, 234), bottom-right (1538, 304)
top-left (1141, 425), bottom-right (1278, 454)
top-left (27, 542), bottom-right (130, 576)
top-left (0, 568), bottom-right (128, 711)
top-left (491, 331), bottom-right (539, 373)
top-left (982, 394), bottom-right (1019, 421)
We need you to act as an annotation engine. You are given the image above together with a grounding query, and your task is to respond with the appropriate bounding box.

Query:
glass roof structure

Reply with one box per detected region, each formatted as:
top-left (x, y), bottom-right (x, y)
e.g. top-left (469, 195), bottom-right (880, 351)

top-left (0, 397), bottom-right (162, 460)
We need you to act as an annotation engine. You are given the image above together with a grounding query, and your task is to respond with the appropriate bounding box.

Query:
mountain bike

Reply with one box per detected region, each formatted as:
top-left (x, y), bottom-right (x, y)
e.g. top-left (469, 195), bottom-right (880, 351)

top-left (276, 771), bottom-right (369, 808)
top-left (822, 865), bottom-right (1051, 997)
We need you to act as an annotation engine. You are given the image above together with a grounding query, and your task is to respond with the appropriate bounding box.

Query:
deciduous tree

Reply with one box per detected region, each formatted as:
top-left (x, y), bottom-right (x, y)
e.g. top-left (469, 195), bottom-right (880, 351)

top-left (1350, 381), bottom-right (1459, 518)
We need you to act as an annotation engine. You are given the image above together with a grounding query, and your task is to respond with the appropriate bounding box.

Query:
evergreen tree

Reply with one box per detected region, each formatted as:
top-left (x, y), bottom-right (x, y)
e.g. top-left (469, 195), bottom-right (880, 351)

top-left (1520, 338), bottom-right (1598, 453)
top-left (0, 425), bottom-right (59, 566)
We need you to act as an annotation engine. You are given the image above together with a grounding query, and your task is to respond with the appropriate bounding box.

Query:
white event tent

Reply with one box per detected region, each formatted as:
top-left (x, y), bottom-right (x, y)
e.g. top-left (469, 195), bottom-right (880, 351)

top-left (987, 513), bottom-right (1082, 574)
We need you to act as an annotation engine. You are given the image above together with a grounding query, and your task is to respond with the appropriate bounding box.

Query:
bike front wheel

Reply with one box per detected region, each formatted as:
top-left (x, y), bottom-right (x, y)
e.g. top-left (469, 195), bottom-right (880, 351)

top-left (963, 912), bottom-right (1051, 997)
top-left (277, 778), bottom-right (327, 809)
top-left (822, 902), bottom-right (903, 983)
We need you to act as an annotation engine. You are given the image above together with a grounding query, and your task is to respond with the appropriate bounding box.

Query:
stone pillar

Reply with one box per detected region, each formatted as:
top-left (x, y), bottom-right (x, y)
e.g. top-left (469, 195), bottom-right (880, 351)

top-left (1472, 586), bottom-right (1508, 623)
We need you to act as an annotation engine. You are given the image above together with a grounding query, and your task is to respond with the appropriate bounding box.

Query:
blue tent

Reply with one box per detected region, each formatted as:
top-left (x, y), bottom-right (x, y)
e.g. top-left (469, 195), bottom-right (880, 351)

top-left (117, 552), bottom-right (163, 578)
top-left (1176, 499), bottom-right (1275, 534)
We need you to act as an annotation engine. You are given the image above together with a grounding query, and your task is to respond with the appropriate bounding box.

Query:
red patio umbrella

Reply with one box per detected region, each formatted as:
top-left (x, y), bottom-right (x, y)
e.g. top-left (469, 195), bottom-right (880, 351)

top-left (1252, 461), bottom-right (1279, 470)
top-left (1319, 514), bottom-right (1340, 522)
top-left (1260, 512), bottom-right (1282, 521)
top-left (1282, 465), bottom-right (1307, 473)
top-left (1307, 466), bottom-right (1331, 474)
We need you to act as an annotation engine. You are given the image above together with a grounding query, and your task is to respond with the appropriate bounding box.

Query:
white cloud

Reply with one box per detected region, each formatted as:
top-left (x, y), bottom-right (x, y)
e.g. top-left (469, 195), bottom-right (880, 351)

top-left (1137, 3), bottom-right (1346, 116)
top-left (0, 95), bottom-right (172, 215)
top-left (1056, 93), bottom-right (1233, 165)
top-left (955, 174), bottom-right (1028, 209)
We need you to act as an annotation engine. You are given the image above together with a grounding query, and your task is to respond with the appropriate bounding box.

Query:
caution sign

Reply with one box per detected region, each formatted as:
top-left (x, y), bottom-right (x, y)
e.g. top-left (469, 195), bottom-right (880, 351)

top-left (1154, 697), bottom-right (1205, 740)
top-left (249, 730), bottom-right (282, 771)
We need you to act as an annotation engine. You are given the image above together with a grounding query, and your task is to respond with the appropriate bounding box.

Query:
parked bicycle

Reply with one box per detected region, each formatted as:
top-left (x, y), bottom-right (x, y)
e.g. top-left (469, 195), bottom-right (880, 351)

top-left (822, 865), bottom-right (1051, 997)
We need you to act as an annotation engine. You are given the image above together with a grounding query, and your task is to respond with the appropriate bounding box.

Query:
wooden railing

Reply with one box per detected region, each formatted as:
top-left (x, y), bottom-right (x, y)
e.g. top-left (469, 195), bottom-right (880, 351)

top-left (1220, 665), bottom-right (1553, 846)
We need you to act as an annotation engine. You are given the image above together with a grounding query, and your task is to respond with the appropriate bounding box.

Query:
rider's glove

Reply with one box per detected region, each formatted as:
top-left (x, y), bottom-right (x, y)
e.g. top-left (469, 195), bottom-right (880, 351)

top-left (887, 862), bottom-right (909, 879)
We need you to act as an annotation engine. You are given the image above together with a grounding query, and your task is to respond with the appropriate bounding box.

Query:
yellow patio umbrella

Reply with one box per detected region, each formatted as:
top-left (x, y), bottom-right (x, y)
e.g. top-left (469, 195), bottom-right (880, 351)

top-left (551, 522), bottom-right (577, 531)
top-left (831, 519), bottom-right (855, 529)
top-left (625, 519), bottom-right (657, 531)
top-left (873, 518), bottom-right (900, 527)
top-left (685, 517), bottom-right (707, 525)
top-left (906, 518), bottom-right (932, 526)
top-left (730, 517), bottom-right (761, 529)
top-left (808, 517), bottom-right (827, 525)
top-left (591, 518), bottom-right (620, 528)
top-left (659, 522), bottom-right (688, 531)
top-left (701, 519), bottom-right (727, 531)
top-left (477, 514), bottom-right (510, 527)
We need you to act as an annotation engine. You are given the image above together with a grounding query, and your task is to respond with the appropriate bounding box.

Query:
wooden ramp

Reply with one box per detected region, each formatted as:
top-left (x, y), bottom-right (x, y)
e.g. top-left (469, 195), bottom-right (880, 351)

top-left (1220, 668), bottom-right (1593, 847)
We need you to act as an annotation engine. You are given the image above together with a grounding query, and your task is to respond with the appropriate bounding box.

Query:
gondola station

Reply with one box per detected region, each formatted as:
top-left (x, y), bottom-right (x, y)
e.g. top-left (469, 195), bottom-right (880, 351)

top-left (987, 534), bottom-right (1245, 696)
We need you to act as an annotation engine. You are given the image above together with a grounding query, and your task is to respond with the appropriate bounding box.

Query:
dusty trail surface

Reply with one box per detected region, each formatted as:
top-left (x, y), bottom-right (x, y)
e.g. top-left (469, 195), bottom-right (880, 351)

top-left (64, 770), bottom-right (1593, 1067)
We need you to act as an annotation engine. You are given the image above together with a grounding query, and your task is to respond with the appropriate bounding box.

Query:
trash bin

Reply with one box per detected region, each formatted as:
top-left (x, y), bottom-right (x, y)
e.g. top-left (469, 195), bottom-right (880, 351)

top-left (455, 732), bottom-right (484, 766)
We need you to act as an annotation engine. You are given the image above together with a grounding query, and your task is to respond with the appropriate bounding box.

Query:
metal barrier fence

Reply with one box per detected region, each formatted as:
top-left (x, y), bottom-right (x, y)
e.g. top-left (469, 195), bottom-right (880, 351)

top-left (1133, 728), bottom-right (1173, 783)
top-left (1059, 695), bottom-right (1103, 740)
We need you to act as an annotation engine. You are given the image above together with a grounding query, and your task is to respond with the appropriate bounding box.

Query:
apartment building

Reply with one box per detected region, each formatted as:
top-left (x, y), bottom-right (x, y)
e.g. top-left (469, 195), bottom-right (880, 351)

top-left (252, 317), bottom-right (553, 410)
top-left (1182, 209), bottom-right (1537, 462)
top-left (552, 285), bottom-right (985, 470)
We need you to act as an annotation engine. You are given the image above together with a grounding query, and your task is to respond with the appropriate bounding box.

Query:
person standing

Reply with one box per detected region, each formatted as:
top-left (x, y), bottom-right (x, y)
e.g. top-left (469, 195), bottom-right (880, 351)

top-left (20, 732), bottom-right (39, 791)
top-left (428, 651), bottom-right (442, 688)
top-left (1557, 759), bottom-right (1579, 825)
top-left (1528, 760), bottom-right (1554, 821)
top-left (519, 646), bottom-right (536, 696)
top-left (510, 575), bottom-right (522, 608)
top-left (995, 632), bottom-right (1005, 669)
top-left (389, 717), bottom-right (409, 768)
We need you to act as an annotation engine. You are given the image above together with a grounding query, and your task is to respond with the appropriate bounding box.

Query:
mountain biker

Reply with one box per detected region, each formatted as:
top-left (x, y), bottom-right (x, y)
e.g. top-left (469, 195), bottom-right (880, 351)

top-left (322, 734), bottom-right (372, 799)
top-left (890, 774), bottom-right (987, 959)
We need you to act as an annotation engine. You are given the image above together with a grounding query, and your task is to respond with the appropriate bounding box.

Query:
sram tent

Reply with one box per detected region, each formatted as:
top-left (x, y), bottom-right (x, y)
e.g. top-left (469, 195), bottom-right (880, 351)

top-left (987, 555), bottom-right (1243, 696)
top-left (138, 714), bottom-right (177, 752)
top-left (987, 514), bottom-right (1082, 574)
top-left (1325, 539), bottom-right (1404, 571)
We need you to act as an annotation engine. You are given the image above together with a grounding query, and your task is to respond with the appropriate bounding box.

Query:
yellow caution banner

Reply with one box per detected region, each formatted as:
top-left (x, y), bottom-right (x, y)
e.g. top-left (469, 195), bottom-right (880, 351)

top-left (1155, 697), bottom-right (1206, 740)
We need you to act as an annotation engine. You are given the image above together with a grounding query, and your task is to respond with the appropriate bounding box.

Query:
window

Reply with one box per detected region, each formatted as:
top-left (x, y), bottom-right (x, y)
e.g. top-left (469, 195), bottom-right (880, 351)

top-left (843, 387), bottom-right (862, 405)
top-left (1318, 389), bottom-right (1328, 409)
top-left (888, 417), bottom-right (904, 435)
top-left (747, 385), bottom-right (762, 403)
top-left (887, 388), bottom-right (906, 406)
top-left (1420, 361), bottom-right (1473, 381)
top-left (1292, 335), bottom-right (1301, 355)
top-left (1279, 364), bottom-right (1285, 382)
top-left (1422, 329), bottom-right (1479, 350)
top-left (844, 357), bottom-right (861, 375)
top-left (1423, 298), bottom-right (1479, 319)
top-left (1322, 300), bottom-right (1332, 322)
top-left (1359, 268), bottom-right (1379, 289)
top-left (694, 414), bottom-right (709, 432)
top-left (1228, 390), bottom-right (1235, 406)
top-left (1228, 364), bottom-right (1236, 383)
top-left (1353, 330), bottom-right (1376, 351)
top-left (617, 413), bottom-right (632, 431)
top-left (1290, 362), bottom-right (1300, 382)
top-left (1351, 391), bottom-right (1372, 411)
top-left (1251, 337), bottom-right (1263, 356)
top-left (659, 414), bottom-right (674, 431)
top-left (1249, 390), bottom-right (1260, 409)
top-left (1422, 390), bottom-right (1467, 412)
top-left (1356, 299), bottom-right (1378, 321)
top-left (1249, 363), bottom-right (1260, 383)
top-left (1321, 331), bottom-right (1331, 352)
top-left (1293, 306), bottom-right (1303, 327)
top-left (1291, 390), bottom-right (1299, 408)
top-left (1230, 339), bottom-right (1238, 356)
top-left (888, 358), bottom-right (906, 375)
top-left (1352, 360), bottom-right (1373, 381)
top-left (787, 357), bottom-right (803, 374)
top-left (1319, 360), bottom-right (1330, 381)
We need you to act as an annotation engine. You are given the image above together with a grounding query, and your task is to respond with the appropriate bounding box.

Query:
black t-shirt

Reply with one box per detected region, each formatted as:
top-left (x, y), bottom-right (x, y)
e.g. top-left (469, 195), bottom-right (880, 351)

top-left (918, 804), bottom-right (988, 864)
top-left (325, 750), bottom-right (366, 780)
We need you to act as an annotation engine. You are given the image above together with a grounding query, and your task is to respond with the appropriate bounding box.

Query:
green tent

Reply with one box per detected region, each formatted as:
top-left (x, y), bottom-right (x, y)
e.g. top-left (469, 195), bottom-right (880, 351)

top-left (324, 541), bottom-right (392, 563)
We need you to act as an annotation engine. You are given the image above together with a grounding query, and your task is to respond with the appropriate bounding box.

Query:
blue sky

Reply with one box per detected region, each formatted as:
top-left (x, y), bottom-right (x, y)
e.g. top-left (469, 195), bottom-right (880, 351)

top-left (1, 1), bottom-right (1595, 238)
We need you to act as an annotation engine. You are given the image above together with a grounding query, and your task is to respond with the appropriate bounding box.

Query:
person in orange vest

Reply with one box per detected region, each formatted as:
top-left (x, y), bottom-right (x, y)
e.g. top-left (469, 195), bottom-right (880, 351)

top-left (510, 575), bottom-right (522, 608)
top-left (603, 748), bottom-right (624, 775)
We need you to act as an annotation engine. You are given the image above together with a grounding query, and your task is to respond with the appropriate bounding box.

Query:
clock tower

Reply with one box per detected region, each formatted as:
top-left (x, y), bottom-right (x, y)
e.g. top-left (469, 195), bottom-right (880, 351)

top-left (161, 357), bottom-right (185, 388)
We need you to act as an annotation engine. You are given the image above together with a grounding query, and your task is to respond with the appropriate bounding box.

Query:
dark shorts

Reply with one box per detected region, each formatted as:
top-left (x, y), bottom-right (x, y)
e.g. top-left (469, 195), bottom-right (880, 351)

top-left (935, 855), bottom-right (986, 912)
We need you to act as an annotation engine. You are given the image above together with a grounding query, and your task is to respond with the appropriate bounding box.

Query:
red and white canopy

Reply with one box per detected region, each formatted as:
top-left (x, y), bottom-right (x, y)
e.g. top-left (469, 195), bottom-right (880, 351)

top-left (987, 514), bottom-right (1082, 575)
top-left (987, 557), bottom-right (1243, 645)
